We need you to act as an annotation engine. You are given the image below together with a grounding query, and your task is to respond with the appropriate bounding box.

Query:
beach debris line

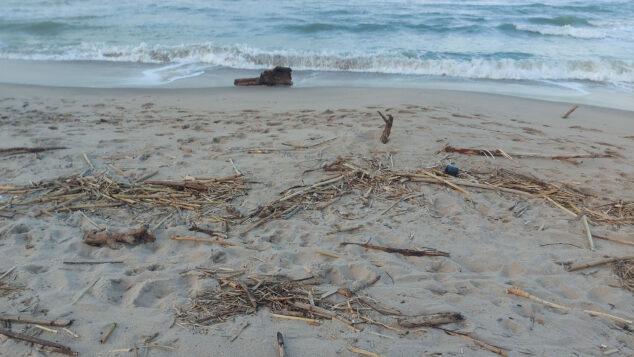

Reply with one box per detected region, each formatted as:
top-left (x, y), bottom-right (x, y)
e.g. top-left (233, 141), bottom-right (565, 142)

top-left (0, 327), bottom-right (77, 356)
top-left (442, 145), bottom-right (614, 160)
top-left (377, 111), bottom-right (393, 144)
top-left (234, 66), bottom-right (293, 86)
top-left (561, 105), bottom-right (579, 118)
top-left (84, 226), bottom-right (155, 249)
top-left (3, 173), bottom-right (249, 219)
top-left (340, 242), bottom-right (449, 257)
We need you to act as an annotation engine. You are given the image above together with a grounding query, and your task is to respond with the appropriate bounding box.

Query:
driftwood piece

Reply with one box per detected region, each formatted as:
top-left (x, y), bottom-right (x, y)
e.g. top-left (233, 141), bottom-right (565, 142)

top-left (398, 312), bottom-right (464, 327)
top-left (341, 242), bottom-right (449, 257)
top-left (377, 111), bottom-right (393, 144)
top-left (0, 327), bottom-right (77, 356)
top-left (84, 226), bottom-right (155, 248)
top-left (0, 316), bottom-right (73, 327)
top-left (144, 180), bottom-right (207, 191)
top-left (234, 66), bottom-right (292, 86)
top-left (0, 147), bottom-right (66, 155)
top-left (562, 105), bottom-right (579, 118)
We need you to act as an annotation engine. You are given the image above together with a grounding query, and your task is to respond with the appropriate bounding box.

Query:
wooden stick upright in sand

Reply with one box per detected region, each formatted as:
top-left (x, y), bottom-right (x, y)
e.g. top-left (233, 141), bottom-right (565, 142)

top-left (277, 332), bottom-right (285, 357)
top-left (561, 105), bottom-right (578, 118)
top-left (377, 111), bottom-right (393, 144)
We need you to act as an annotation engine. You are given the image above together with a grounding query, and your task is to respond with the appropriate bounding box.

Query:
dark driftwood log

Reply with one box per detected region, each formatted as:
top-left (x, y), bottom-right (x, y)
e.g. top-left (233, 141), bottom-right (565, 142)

top-left (378, 111), bottom-right (393, 143)
top-left (398, 312), bottom-right (464, 327)
top-left (84, 226), bottom-right (155, 249)
top-left (234, 66), bottom-right (292, 86)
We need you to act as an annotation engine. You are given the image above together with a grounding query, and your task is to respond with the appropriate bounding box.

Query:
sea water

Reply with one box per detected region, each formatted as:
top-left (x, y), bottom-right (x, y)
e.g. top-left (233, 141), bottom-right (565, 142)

top-left (0, 0), bottom-right (633, 109)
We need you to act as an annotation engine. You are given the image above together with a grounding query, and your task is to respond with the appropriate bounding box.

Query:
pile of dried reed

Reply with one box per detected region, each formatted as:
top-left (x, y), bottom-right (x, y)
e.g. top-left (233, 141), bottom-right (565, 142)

top-left (175, 268), bottom-right (370, 329)
top-left (1, 174), bottom-right (249, 216)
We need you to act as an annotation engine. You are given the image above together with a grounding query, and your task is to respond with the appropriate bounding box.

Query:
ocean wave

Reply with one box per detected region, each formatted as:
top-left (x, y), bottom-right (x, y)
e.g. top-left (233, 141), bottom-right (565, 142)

top-left (528, 16), bottom-right (594, 27)
top-left (1, 43), bottom-right (633, 83)
top-left (499, 23), bottom-right (606, 38)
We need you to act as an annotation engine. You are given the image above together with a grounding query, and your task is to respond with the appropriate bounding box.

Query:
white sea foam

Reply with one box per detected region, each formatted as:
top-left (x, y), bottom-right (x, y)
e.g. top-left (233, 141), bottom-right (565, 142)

top-left (2, 43), bottom-right (632, 83)
top-left (513, 24), bottom-right (606, 39)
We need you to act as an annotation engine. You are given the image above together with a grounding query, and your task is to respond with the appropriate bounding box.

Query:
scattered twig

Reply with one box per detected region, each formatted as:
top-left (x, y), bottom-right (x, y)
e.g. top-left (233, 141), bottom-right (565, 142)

top-left (63, 261), bottom-right (123, 265)
top-left (0, 147), bottom-right (66, 155)
top-left (0, 316), bottom-right (72, 327)
top-left (378, 111), bottom-right (393, 144)
top-left (582, 215), bottom-right (594, 250)
top-left (0, 327), bottom-right (77, 356)
top-left (348, 345), bottom-right (384, 357)
top-left (439, 328), bottom-right (508, 357)
top-left (72, 277), bottom-right (100, 304)
top-left (229, 158), bottom-right (242, 176)
top-left (341, 242), bottom-right (449, 257)
top-left (567, 256), bottom-right (634, 272)
top-left (0, 266), bottom-right (16, 280)
top-left (506, 286), bottom-right (570, 311)
top-left (229, 322), bottom-right (250, 342)
top-left (100, 322), bottom-right (117, 344)
top-left (35, 325), bottom-right (58, 334)
top-left (562, 105), bottom-right (579, 118)
top-left (277, 332), bottom-right (285, 357)
top-left (380, 192), bottom-right (424, 215)
top-left (593, 234), bottom-right (634, 247)
top-left (170, 236), bottom-right (239, 246)
top-left (82, 152), bottom-right (95, 170)
top-left (415, 170), bottom-right (469, 195)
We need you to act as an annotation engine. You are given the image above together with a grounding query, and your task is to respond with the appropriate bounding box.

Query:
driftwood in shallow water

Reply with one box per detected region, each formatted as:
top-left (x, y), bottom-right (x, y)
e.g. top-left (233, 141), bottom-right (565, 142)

top-left (234, 67), bottom-right (292, 86)
top-left (378, 111), bottom-right (393, 143)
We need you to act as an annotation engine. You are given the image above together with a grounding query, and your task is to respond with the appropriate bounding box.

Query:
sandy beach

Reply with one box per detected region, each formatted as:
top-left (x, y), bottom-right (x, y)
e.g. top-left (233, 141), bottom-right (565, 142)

top-left (1, 84), bottom-right (633, 356)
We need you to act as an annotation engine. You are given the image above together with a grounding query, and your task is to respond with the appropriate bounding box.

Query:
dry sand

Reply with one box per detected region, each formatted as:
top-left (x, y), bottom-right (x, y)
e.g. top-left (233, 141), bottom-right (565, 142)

top-left (0, 83), bottom-right (633, 356)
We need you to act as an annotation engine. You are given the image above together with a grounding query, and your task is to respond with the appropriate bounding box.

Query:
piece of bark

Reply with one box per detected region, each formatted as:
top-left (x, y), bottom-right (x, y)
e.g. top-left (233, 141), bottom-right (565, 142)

top-left (144, 180), bottom-right (207, 191)
top-left (84, 226), bottom-right (155, 249)
top-left (378, 111), bottom-right (393, 143)
top-left (341, 242), bottom-right (449, 257)
top-left (398, 312), bottom-right (464, 327)
top-left (0, 327), bottom-right (77, 356)
top-left (234, 66), bottom-right (292, 86)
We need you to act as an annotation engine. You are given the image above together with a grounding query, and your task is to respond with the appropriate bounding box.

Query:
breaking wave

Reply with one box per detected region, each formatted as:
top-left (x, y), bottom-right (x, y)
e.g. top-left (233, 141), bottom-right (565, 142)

top-left (1, 43), bottom-right (632, 83)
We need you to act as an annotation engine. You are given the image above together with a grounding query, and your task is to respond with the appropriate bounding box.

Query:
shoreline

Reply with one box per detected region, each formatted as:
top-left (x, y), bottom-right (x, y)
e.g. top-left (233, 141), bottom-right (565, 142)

top-left (1, 84), bottom-right (633, 356)
top-left (1, 59), bottom-right (633, 112)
